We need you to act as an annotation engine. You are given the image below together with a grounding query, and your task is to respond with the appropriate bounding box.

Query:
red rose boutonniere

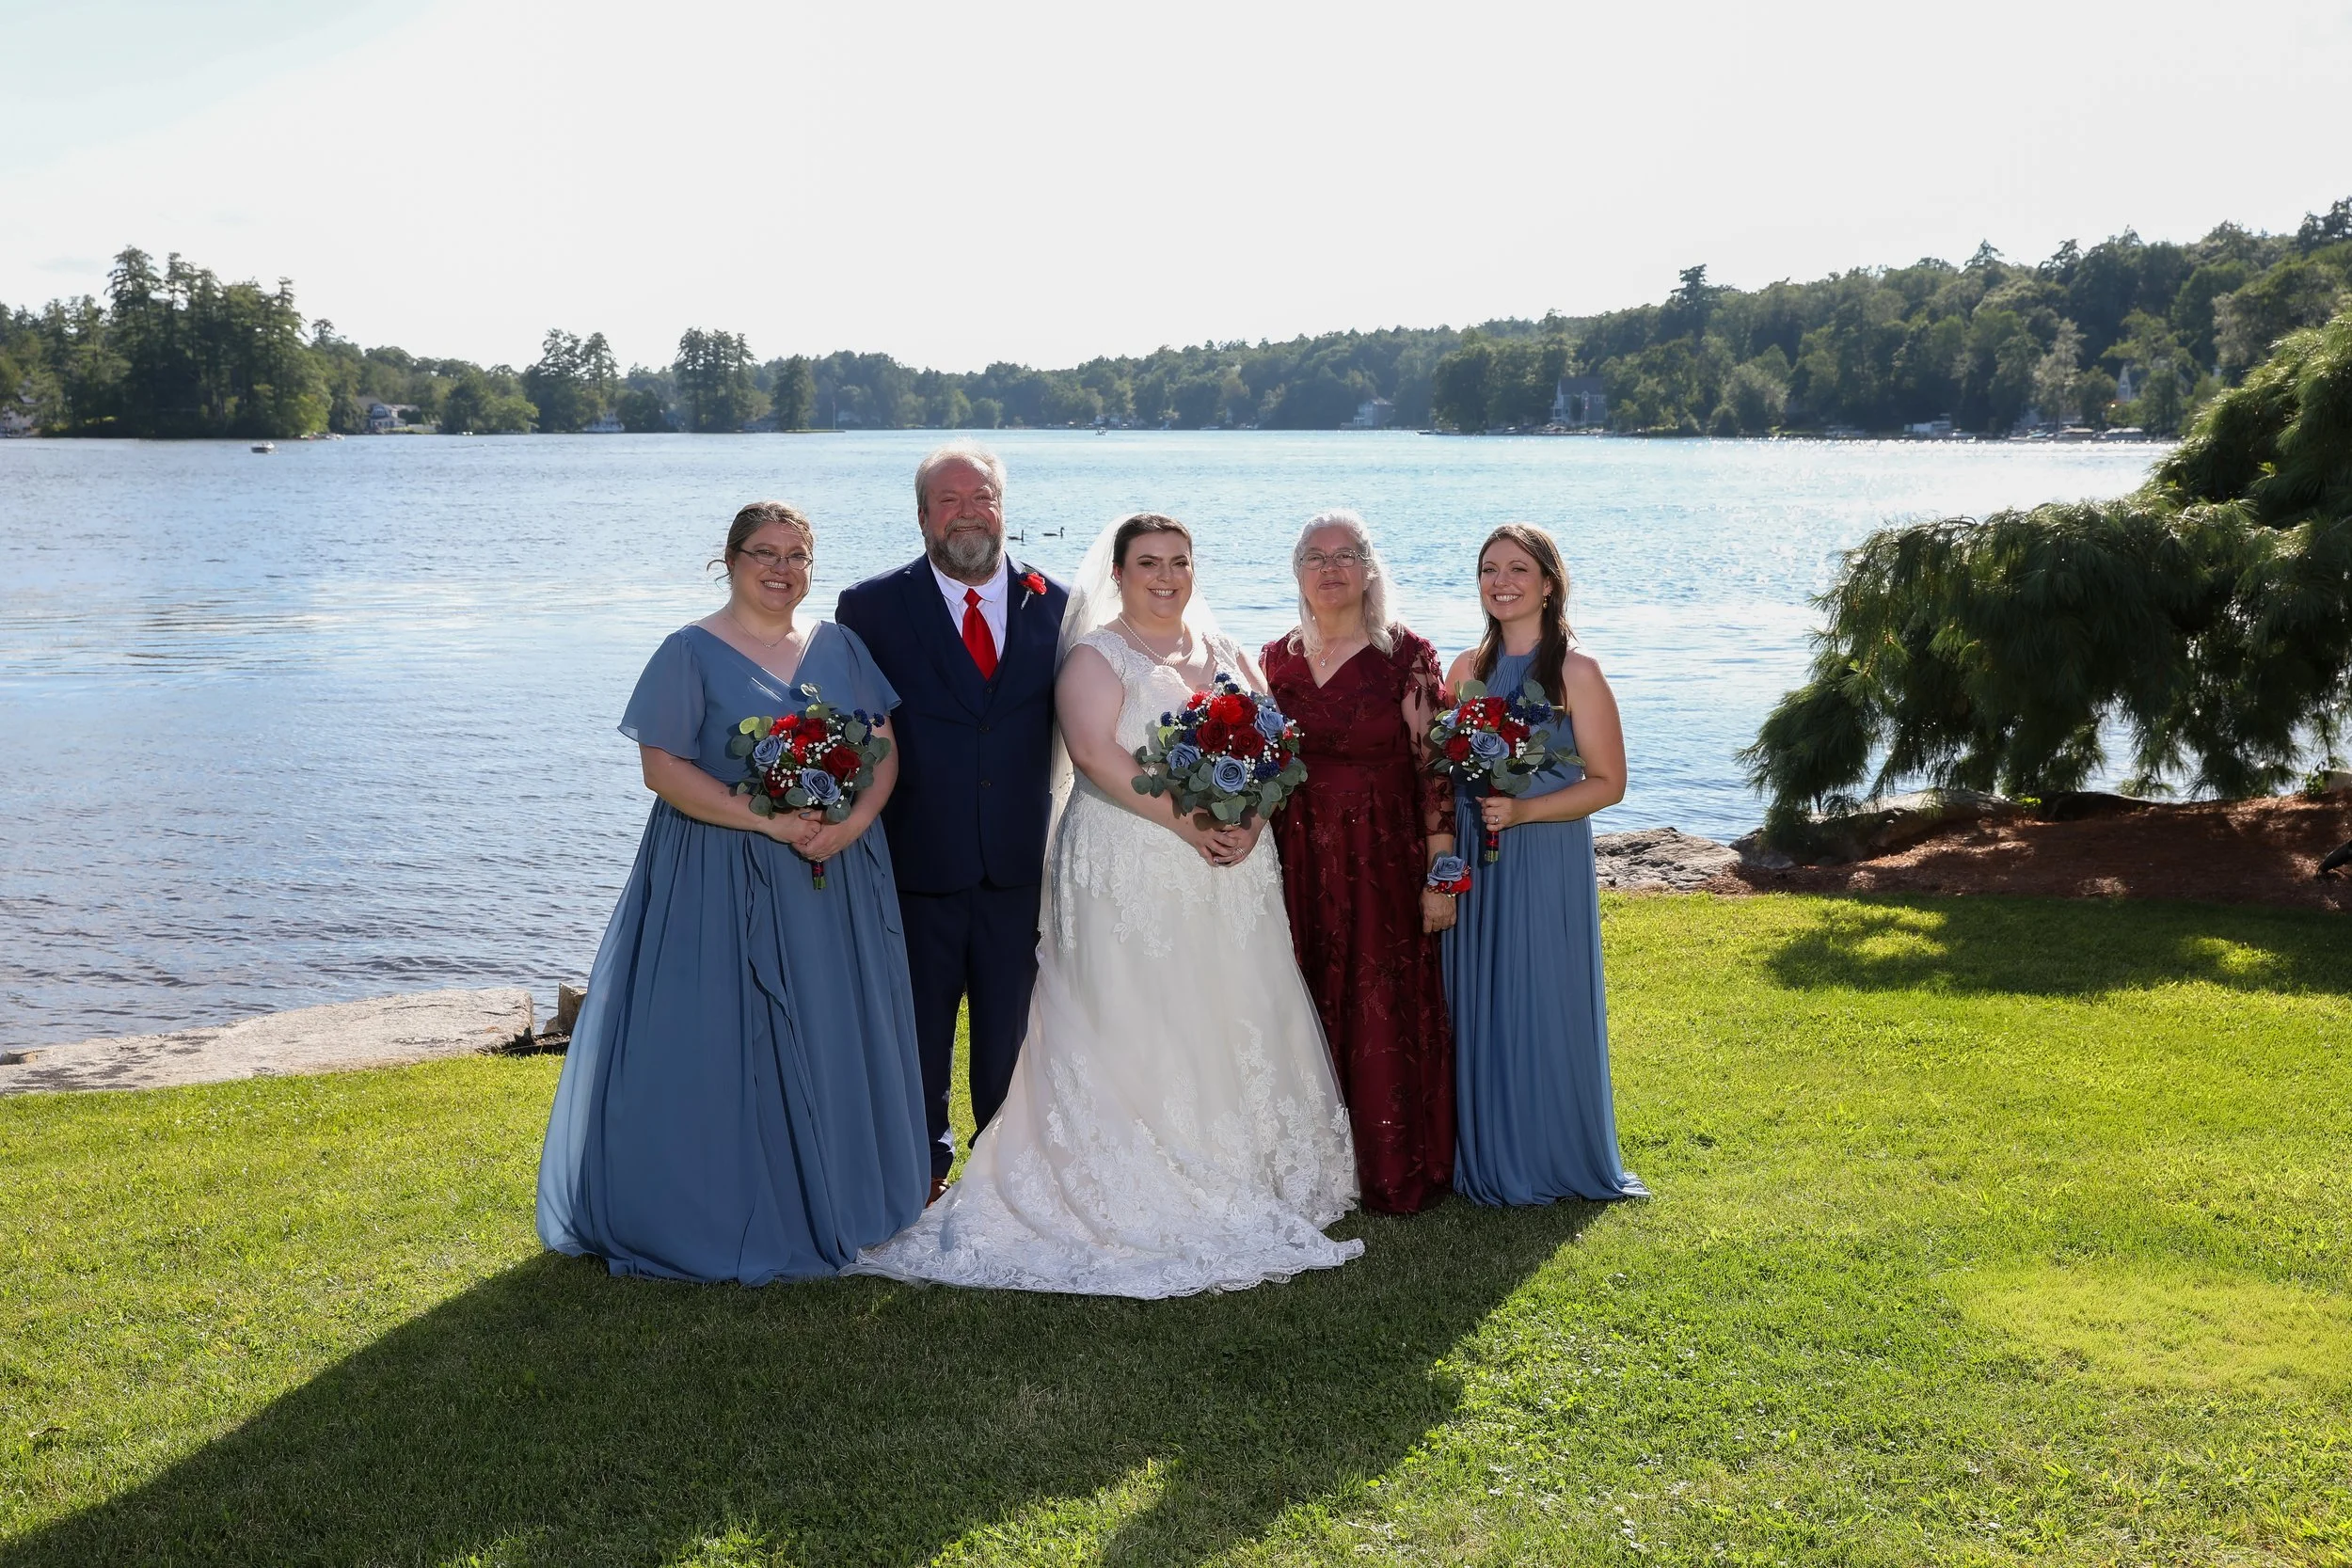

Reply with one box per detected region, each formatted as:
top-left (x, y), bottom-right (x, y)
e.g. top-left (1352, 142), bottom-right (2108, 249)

top-left (1021, 570), bottom-right (1047, 597)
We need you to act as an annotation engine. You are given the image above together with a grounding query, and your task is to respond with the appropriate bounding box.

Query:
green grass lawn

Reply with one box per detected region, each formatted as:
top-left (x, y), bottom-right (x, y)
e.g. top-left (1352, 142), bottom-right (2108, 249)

top-left (2, 894), bottom-right (2347, 1567)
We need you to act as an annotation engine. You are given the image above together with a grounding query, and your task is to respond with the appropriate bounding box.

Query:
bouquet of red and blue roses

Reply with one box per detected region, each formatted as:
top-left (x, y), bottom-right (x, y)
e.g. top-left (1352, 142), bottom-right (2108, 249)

top-left (727, 682), bottom-right (892, 889)
top-left (1427, 677), bottom-right (1575, 863)
top-left (1130, 672), bottom-right (1308, 830)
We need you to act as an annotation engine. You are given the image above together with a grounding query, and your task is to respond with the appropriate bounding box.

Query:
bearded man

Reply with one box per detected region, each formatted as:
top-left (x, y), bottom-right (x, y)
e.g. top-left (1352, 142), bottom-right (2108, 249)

top-left (835, 443), bottom-right (1069, 1203)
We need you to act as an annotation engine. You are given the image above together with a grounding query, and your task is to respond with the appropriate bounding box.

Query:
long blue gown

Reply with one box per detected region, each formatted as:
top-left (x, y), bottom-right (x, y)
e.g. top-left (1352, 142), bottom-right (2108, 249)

top-left (536, 622), bottom-right (930, 1283)
top-left (1441, 648), bottom-right (1647, 1207)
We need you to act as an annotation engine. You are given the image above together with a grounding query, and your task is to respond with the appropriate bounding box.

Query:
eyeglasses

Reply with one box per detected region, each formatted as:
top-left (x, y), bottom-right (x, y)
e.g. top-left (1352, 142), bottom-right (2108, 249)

top-left (1300, 549), bottom-right (1369, 571)
top-left (739, 547), bottom-right (813, 571)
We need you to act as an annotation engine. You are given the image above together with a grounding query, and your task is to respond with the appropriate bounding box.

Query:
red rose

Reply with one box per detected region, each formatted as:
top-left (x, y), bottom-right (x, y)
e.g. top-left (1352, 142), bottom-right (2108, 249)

top-left (1230, 728), bottom-right (1265, 759)
top-left (1499, 720), bottom-right (1530, 744)
top-left (1022, 570), bottom-right (1047, 595)
top-left (1196, 718), bottom-right (1232, 750)
top-left (1208, 692), bottom-right (1252, 726)
top-left (770, 717), bottom-right (790, 736)
top-left (1480, 697), bottom-right (1508, 724)
top-left (1445, 735), bottom-right (1472, 763)
top-left (821, 745), bottom-right (860, 780)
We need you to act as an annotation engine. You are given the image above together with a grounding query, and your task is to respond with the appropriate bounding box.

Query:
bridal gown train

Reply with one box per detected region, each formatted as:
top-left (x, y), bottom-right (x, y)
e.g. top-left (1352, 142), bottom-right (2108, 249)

top-left (850, 627), bottom-right (1363, 1297)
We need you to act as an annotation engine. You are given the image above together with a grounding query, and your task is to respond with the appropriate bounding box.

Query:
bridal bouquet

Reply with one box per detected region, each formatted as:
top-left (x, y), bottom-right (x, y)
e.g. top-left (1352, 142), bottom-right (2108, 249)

top-left (1131, 672), bottom-right (1308, 829)
top-left (727, 683), bottom-right (892, 889)
top-left (1427, 678), bottom-right (1574, 863)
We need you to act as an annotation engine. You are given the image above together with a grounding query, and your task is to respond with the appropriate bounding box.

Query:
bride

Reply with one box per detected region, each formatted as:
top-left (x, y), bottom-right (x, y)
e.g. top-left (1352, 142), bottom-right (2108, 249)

top-left (850, 513), bottom-right (1363, 1296)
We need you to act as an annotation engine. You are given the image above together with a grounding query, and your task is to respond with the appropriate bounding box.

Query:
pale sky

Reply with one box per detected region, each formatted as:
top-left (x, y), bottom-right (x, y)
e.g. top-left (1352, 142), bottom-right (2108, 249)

top-left (5, 0), bottom-right (2349, 373)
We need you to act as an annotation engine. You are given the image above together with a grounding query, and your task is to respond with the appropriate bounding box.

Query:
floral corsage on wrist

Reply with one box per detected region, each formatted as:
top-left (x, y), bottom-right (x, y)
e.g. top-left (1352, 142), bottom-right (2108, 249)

top-left (1425, 853), bottom-right (1472, 895)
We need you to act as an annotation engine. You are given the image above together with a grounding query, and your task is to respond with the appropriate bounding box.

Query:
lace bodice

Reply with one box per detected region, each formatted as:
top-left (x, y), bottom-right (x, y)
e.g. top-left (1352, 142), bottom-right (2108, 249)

top-left (1059, 627), bottom-right (1277, 958)
top-left (1074, 626), bottom-right (1254, 754)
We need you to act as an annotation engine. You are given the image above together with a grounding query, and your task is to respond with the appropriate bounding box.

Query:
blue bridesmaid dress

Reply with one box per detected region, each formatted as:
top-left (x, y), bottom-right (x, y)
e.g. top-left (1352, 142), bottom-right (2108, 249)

top-left (536, 622), bottom-right (930, 1283)
top-left (1442, 647), bottom-right (1647, 1207)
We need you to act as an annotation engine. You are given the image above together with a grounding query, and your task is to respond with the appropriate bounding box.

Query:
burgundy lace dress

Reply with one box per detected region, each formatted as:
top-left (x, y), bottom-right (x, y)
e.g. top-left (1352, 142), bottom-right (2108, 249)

top-left (1263, 628), bottom-right (1455, 1213)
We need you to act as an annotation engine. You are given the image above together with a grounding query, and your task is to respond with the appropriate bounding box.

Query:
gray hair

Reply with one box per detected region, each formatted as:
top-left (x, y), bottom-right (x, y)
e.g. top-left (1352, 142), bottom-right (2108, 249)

top-left (1288, 508), bottom-right (1395, 658)
top-left (914, 440), bottom-right (1008, 515)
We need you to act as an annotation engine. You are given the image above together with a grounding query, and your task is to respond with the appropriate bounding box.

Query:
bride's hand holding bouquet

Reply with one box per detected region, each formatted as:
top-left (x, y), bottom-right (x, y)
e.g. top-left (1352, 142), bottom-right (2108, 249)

top-left (1131, 672), bottom-right (1307, 868)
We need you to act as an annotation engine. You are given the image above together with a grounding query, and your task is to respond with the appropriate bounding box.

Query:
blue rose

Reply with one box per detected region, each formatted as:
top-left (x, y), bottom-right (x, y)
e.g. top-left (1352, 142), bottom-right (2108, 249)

top-left (1469, 729), bottom-right (1509, 761)
top-left (1254, 705), bottom-right (1287, 741)
top-left (1209, 755), bottom-right (1250, 794)
top-left (798, 768), bottom-right (842, 806)
top-left (1166, 741), bottom-right (1203, 772)
top-left (752, 735), bottom-right (786, 768)
top-left (1429, 853), bottom-right (1469, 882)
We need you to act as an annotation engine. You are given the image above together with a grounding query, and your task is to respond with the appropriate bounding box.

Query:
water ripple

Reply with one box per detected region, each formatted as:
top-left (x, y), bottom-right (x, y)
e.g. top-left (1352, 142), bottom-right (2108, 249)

top-left (0, 431), bottom-right (2163, 1046)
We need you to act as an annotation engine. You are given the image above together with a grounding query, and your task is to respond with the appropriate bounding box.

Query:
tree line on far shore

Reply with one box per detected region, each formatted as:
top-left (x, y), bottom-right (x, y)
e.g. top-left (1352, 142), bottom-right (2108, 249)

top-left (3, 199), bottom-right (2346, 440)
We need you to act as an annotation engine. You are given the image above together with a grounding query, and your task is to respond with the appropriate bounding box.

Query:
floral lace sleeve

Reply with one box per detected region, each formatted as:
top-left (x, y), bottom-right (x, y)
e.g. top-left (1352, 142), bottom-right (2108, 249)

top-left (1398, 631), bottom-right (1452, 838)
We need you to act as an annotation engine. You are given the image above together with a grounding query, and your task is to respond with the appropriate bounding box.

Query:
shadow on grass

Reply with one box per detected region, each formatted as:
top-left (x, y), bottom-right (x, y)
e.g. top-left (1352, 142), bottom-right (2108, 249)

top-left (1762, 894), bottom-right (2352, 1000)
top-left (1, 1198), bottom-right (1598, 1567)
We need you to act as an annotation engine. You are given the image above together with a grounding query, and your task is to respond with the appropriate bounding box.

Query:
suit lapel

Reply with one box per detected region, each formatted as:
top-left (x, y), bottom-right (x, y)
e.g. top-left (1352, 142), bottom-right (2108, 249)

top-left (991, 562), bottom-right (1057, 709)
top-left (903, 562), bottom-right (990, 718)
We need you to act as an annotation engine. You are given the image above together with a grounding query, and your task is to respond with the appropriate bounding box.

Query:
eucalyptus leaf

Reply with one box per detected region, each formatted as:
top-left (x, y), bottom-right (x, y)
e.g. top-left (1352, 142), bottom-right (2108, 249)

top-left (1457, 679), bottom-right (1486, 700)
top-left (748, 795), bottom-right (774, 817)
top-left (738, 718), bottom-right (760, 736)
top-left (869, 736), bottom-right (892, 762)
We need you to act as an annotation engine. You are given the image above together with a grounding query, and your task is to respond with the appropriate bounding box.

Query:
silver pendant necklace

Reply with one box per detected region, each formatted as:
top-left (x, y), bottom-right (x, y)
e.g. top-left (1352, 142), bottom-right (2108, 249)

top-left (1117, 612), bottom-right (1192, 665)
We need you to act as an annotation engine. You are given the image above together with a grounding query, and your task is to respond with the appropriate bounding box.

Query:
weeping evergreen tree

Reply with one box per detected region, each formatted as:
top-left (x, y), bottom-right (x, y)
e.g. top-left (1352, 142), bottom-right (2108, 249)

top-left (1741, 305), bottom-right (2352, 832)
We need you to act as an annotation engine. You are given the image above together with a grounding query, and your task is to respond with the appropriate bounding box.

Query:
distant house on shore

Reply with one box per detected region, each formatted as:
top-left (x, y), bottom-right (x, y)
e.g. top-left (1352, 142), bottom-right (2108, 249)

top-left (1349, 396), bottom-right (1394, 429)
top-left (583, 410), bottom-right (624, 434)
top-left (2114, 365), bottom-right (2139, 404)
top-left (0, 401), bottom-right (34, 437)
top-left (363, 399), bottom-right (417, 434)
top-left (1549, 375), bottom-right (1607, 429)
top-left (1903, 417), bottom-right (1956, 438)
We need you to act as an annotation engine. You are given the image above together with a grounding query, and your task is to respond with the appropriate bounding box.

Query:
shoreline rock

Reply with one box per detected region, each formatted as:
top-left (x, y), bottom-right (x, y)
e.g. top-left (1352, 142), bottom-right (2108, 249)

top-left (1594, 827), bottom-right (1742, 891)
top-left (0, 989), bottom-right (534, 1097)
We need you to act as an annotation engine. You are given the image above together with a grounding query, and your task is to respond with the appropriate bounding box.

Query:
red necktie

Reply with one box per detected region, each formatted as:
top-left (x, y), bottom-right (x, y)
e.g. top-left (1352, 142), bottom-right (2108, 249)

top-left (961, 587), bottom-right (997, 678)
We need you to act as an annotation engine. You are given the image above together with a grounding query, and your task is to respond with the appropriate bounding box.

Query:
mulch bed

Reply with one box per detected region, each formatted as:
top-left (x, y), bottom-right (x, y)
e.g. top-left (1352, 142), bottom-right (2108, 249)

top-left (1708, 795), bottom-right (2352, 912)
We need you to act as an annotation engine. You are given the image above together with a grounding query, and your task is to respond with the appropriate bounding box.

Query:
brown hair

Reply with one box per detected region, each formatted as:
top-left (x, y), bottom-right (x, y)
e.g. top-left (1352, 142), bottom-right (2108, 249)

top-left (1110, 512), bottom-right (1194, 571)
top-left (711, 500), bottom-right (816, 581)
top-left (1470, 523), bottom-right (1574, 701)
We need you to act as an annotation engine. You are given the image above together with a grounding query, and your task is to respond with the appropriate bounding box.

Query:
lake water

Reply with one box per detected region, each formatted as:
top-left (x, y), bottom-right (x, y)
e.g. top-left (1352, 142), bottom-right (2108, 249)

top-left (0, 431), bottom-right (2164, 1049)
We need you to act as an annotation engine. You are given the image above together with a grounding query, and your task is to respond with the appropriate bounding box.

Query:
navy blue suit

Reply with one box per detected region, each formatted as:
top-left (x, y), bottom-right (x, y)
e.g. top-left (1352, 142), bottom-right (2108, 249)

top-left (836, 558), bottom-right (1068, 1179)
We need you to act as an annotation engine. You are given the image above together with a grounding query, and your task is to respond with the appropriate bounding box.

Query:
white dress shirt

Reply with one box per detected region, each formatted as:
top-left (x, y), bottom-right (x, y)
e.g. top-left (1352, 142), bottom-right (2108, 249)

top-left (931, 555), bottom-right (1009, 657)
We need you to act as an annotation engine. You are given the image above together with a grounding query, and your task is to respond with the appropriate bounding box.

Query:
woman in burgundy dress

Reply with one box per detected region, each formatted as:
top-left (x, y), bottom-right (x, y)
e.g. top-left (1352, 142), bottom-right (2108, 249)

top-left (1263, 509), bottom-right (1458, 1212)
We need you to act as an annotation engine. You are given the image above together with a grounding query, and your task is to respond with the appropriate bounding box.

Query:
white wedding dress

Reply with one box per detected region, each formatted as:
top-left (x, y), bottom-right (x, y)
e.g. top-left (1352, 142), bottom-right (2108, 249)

top-left (850, 624), bottom-right (1363, 1297)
